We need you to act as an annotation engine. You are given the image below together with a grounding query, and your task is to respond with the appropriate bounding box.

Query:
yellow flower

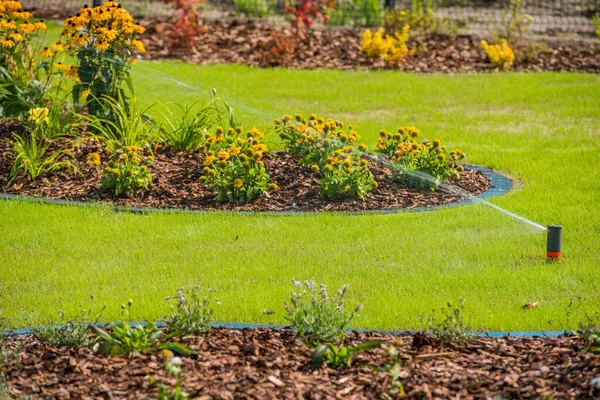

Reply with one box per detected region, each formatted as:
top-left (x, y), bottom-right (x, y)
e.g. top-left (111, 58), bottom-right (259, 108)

top-left (51, 41), bottom-right (65, 51)
top-left (87, 152), bottom-right (101, 166)
top-left (8, 33), bottom-right (24, 42)
top-left (28, 107), bottom-right (50, 124)
top-left (234, 178), bottom-right (243, 188)
top-left (131, 39), bottom-right (145, 53)
top-left (17, 22), bottom-right (35, 34)
top-left (33, 20), bottom-right (47, 31)
top-left (268, 183), bottom-right (279, 191)
top-left (94, 39), bottom-right (109, 50)
top-left (65, 65), bottom-right (78, 79)
top-left (97, 26), bottom-right (118, 42)
top-left (40, 47), bottom-right (54, 57)
top-left (80, 90), bottom-right (89, 99)
top-left (228, 146), bottom-right (241, 155)
top-left (0, 39), bottom-right (15, 48)
top-left (0, 20), bottom-right (17, 29)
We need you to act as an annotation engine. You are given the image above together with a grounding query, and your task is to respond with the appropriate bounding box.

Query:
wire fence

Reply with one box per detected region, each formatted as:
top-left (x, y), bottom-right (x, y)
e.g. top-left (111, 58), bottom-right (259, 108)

top-left (21, 0), bottom-right (600, 35)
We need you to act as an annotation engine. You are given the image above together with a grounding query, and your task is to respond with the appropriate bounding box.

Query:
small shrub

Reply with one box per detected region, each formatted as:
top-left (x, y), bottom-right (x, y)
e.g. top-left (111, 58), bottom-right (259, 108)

top-left (360, 26), bottom-right (414, 65)
top-left (481, 39), bottom-right (515, 70)
top-left (90, 300), bottom-right (196, 358)
top-left (419, 301), bottom-right (474, 344)
top-left (234, 0), bottom-right (273, 18)
top-left (329, 0), bottom-right (382, 27)
top-left (276, 113), bottom-right (376, 199)
top-left (159, 103), bottom-right (214, 152)
top-left (99, 145), bottom-right (153, 197)
top-left (34, 304), bottom-right (106, 348)
top-left (284, 0), bottom-right (334, 38)
top-left (161, 0), bottom-right (205, 51)
top-left (284, 279), bottom-right (363, 345)
top-left (310, 340), bottom-right (382, 368)
top-left (383, 0), bottom-right (457, 41)
top-left (375, 126), bottom-right (465, 190)
top-left (200, 126), bottom-right (274, 202)
top-left (62, 2), bottom-right (146, 116)
top-left (260, 32), bottom-right (296, 67)
top-left (165, 287), bottom-right (217, 337)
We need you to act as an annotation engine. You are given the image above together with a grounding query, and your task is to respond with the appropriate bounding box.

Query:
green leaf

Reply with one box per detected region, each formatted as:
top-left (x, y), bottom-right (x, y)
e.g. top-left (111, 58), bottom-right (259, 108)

top-left (310, 344), bottom-right (330, 368)
top-left (157, 342), bottom-right (198, 356)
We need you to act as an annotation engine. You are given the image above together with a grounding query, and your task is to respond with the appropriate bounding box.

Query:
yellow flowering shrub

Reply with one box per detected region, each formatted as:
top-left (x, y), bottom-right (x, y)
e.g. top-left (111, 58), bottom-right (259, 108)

top-left (61, 1), bottom-right (146, 116)
top-left (199, 126), bottom-right (275, 202)
top-left (0, 0), bottom-right (62, 117)
top-left (276, 114), bottom-right (376, 200)
top-left (481, 39), bottom-right (514, 70)
top-left (99, 145), bottom-right (153, 197)
top-left (360, 26), bottom-right (414, 65)
top-left (375, 127), bottom-right (465, 190)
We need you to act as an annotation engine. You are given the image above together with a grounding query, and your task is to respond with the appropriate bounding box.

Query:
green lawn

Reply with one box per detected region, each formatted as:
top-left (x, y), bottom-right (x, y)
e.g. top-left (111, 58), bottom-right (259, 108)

top-left (1, 36), bottom-right (599, 330)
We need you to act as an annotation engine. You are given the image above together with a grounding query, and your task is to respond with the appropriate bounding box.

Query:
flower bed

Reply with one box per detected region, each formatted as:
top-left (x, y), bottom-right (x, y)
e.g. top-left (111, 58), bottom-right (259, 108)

top-left (1, 329), bottom-right (599, 398)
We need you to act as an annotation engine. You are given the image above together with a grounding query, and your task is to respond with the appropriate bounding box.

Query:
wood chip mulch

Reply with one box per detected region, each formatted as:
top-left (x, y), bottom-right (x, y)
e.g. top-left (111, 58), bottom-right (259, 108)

top-left (0, 124), bottom-right (491, 213)
top-left (1, 329), bottom-right (599, 399)
top-left (141, 19), bottom-right (600, 74)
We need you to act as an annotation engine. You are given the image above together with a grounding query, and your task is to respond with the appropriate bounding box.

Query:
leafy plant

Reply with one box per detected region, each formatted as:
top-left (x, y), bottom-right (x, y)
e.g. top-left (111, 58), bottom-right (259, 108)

top-left (576, 311), bottom-right (600, 354)
top-left (89, 300), bottom-right (196, 358)
top-left (481, 39), bottom-right (515, 70)
top-left (329, 0), bottom-right (382, 27)
top-left (233, 0), bottom-right (273, 18)
top-left (284, 0), bottom-right (334, 38)
top-left (99, 145), bottom-right (153, 197)
top-left (7, 120), bottom-right (77, 185)
top-left (493, 0), bottom-right (533, 48)
top-left (375, 126), bottom-right (465, 190)
top-left (165, 287), bottom-right (217, 337)
top-left (161, 0), bottom-right (205, 51)
top-left (419, 301), bottom-right (474, 344)
top-left (148, 355), bottom-right (189, 399)
top-left (284, 279), bottom-right (363, 345)
top-left (80, 95), bottom-right (156, 152)
top-left (310, 340), bottom-right (381, 368)
top-left (360, 26), bottom-right (414, 65)
top-left (383, 0), bottom-right (457, 41)
top-left (200, 126), bottom-right (275, 202)
top-left (260, 32), bottom-right (296, 67)
top-left (62, 2), bottom-right (146, 116)
top-left (276, 113), bottom-right (376, 199)
top-left (34, 303), bottom-right (106, 348)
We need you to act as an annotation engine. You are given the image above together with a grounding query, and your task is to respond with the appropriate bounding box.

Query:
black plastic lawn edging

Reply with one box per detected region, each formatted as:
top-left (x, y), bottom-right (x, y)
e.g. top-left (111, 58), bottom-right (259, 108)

top-left (0, 164), bottom-right (512, 216)
top-left (2, 321), bottom-right (572, 339)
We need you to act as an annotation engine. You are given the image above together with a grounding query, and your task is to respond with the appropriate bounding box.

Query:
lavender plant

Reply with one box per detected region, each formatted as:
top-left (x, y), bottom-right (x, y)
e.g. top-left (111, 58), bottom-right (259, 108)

top-left (165, 287), bottom-right (218, 337)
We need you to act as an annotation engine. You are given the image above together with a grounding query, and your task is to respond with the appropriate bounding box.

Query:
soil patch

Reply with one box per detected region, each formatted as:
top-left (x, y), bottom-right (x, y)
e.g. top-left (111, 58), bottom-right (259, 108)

top-left (1, 329), bottom-right (598, 399)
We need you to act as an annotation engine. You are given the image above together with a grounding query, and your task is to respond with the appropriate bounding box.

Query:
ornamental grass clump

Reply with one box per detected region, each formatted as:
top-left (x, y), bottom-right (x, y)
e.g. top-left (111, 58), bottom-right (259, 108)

top-left (61, 1), bottom-right (146, 115)
top-left (360, 26), bottom-right (414, 65)
top-left (284, 279), bottom-right (363, 345)
top-left (199, 126), bottom-right (275, 202)
top-left (375, 126), bottom-right (465, 190)
top-left (481, 39), bottom-right (514, 70)
top-left (276, 113), bottom-right (376, 200)
top-left (97, 145), bottom-right (153, 197)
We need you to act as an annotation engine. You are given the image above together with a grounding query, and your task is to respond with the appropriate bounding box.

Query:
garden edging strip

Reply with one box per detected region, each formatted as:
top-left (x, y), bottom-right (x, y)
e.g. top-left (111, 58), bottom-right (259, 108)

top-left (0, 164), bottom-right (512, 216)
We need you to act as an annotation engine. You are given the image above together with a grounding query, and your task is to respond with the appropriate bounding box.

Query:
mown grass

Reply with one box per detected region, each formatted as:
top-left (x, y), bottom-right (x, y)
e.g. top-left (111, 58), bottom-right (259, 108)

top-left (1, 27), bottom-right (599, 330)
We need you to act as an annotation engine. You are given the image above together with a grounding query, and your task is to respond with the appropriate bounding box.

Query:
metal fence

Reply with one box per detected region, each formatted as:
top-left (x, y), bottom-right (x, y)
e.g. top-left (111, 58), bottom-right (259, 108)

top-left (21, 0), bottom-right (600, 35)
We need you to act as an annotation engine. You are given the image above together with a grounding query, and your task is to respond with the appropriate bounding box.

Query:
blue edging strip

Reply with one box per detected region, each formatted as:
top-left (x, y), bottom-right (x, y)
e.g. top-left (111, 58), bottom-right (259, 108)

top-left (0, 164), bottom-right (512, 216)
top-left (3, 321), bottom-right (570, 338)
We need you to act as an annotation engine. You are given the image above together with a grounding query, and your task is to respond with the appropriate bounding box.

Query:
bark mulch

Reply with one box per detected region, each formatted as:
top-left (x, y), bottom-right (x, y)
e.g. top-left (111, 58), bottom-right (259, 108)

top-left (141, 19), bottom-right (600, 73)
top-left (0, 128), bottom-right (491, 213)
top-left (1, 329), bottom-right (599, 399)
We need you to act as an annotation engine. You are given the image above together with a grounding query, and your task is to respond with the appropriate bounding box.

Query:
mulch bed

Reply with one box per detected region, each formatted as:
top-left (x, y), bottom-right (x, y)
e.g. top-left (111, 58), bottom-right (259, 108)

top-left (140, 19), bottom-right (600, 73)
top-left (0, 122), bottom-right (490, 213)
top-left (1, 329), bottom-right (599, 399)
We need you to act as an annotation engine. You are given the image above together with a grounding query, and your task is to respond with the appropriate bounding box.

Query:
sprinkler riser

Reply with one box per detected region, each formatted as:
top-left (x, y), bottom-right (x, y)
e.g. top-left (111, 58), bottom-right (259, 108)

top-left (547, 225), bottom-right (562, 261)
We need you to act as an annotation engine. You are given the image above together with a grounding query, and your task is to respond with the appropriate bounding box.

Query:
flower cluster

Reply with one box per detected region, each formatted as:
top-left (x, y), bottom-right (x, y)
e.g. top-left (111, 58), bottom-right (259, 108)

top-left (97, 145), bottom-right (153, 197)
top-left (0, 1), bottom-right (46, 56)
top-left (61, 2), bottom-right (146, 115)
top-left (199, 126), bottom-right (275, 202)
top-left (276, 114), bottom-right (376, 200)
top-left (376, 127), bottom-right (465, 190)
top-left (360, 26), bottom-right (414, 65)
top-left (481, 39), bottom-right (514, 70)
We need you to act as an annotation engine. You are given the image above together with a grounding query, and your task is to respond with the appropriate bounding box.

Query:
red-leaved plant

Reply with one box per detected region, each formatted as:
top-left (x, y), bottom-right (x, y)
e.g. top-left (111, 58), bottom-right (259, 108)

top-left (284, 0), bottom-right (335, 38)
top-left (161, 0), bottom-right (205, 50)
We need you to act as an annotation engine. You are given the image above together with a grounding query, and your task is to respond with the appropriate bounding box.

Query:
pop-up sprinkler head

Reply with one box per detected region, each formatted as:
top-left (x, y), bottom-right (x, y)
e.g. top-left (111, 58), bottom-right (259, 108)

top-left (547, 225), bottom-right (562, 261)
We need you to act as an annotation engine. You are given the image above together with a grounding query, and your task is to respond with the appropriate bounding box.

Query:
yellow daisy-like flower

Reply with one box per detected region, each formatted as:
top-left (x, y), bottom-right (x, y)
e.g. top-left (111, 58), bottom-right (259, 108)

top-left (8, 33), bottom-right (24, 42)
top-left (51, 41), bottom-right (65, 51)
top-left (0, 39), bottom-right (15, 48)
top-left (33, 20), bottom-right (47, 31)
top-left (0, 19), bottom-right (17, 29)
top-left (39, 47), bottom-right (53, 57)
top-left (94, 39), bottom-right (109, 50)
top-left (87, 152), bottom-right (101, 167)
top-left (97, 26), bottom-right (118, 42)
top-left (233, 178), bottom-right (243, 188)
top-left (228, 146), bottom-right (241, 155)
top-left (131, 39), bottom-right (145, 53)
top-left (28, 107), bottom-right (50, 124)
top-left (65, 65), bottom-right (78, 79)
top-left (3, 1), bottom-right (22, 12)
top-left (18, 22), bottom-right (35, 34)
top-left (130, 59), bottom-right (137, 65)
top-left (11, 11), bottom-right (33, 20)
